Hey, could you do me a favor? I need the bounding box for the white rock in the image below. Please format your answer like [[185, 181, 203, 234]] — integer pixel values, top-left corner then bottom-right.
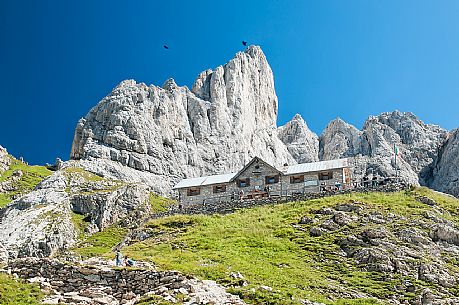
[[429, 128, 459, 197], [69, 46, 295, 195]]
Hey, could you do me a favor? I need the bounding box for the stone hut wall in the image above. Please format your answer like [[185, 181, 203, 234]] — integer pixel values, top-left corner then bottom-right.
[[178, 167, 348, 205]]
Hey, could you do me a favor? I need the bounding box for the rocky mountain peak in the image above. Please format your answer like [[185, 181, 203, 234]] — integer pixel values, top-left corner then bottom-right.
[[67, 45, 457, 196], [162, 78, 179, 91], [319, 118, 361, 161], [70, 45, 292, 194], [278, 114, 319, 163]]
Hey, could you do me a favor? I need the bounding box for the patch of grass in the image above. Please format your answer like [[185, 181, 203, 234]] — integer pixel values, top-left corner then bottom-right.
[[121, 188, 459, 305], [0, 193, 11, 207], [0, 156, 52, 208], [149, 192, 176, 213], [71, 212, 90, 240], [63, 167, 103, 182], [73, 225, 128, 259], [0, 273, 44, 305]]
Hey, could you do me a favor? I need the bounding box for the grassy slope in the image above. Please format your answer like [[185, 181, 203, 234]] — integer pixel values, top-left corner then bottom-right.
[[0, 156, 52, 208], [116, 187, 459, 305], [70, 193, 176, 259], [0, 273, 43, 305]]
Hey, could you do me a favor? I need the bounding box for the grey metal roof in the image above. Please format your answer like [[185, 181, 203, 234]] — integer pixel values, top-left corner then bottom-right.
[[285, 158, 349, 175], [172, 172, 237, 189], [172, 158, 349, 189]]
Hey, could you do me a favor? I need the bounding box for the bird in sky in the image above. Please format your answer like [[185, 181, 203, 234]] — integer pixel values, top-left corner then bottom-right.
[[242, 41, 247, 46], [163, 45, 169, 49]]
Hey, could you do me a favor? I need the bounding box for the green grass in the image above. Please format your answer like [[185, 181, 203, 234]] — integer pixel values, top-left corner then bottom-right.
[[149, 192, 176, 213], [72, 224, 128, 259], [119, 188, 459, 305], [63, 166, 104, 182], [71, 211, 90, 240], [0, 156, 52, 208], [0, 273, 44, 305]]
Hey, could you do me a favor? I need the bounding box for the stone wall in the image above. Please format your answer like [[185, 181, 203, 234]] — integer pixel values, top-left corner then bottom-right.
[[7, 258, 188, 302], [5, 258, 247, 305], [8, 258, 187, 295]]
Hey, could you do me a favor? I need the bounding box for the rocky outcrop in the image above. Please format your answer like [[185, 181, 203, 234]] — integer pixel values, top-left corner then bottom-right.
[[7, 257, 246, 305], [303, 199, 459, 303], [0, 174, 77, 259], [70, 46, 294, 194], [0, 145, 10, 174], [67, 45, 456, 196], [429, 129, 459, 197], [278, 114, 319, 163], [0, 166, 152, 260], [319, 118, 361, 160], [319, 111, 448, 186]]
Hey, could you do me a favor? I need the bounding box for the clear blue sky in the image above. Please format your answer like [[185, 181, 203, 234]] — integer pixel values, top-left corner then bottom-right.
[[1, 1, 458, 165]]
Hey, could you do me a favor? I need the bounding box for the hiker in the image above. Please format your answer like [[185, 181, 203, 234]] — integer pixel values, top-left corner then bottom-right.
[[372, 176, 378, 187], [335, 181, 341, 191], [362, 176, 369, 188], [264, 185, 270, 197], [115, 250, 123, 267], [123, 256, 136, 267]]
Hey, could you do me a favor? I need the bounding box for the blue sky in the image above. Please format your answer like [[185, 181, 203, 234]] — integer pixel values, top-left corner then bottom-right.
[[1, 0, 458, 164]]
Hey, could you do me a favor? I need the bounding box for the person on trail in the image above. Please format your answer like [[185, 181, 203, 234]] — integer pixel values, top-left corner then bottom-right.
[[124, 256, 136, 267], [335, 181, 341, 191], [363, 176, 369, 188], [115, 250, 123, 267], [372, 176, 378, 187]]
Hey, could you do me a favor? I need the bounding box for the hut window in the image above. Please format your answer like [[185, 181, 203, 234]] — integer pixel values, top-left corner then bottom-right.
[[237, 178, 250, 187], [187, 187, 201, 196], [265, 175, 279, 184], [213, 184, 227, 193], [290, 175, 304, 184], [319, 171, 333, 180]]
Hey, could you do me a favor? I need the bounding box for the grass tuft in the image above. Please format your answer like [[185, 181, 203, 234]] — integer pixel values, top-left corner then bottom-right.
[[0, 156, 52, 208], [0, 273, 44, 305]]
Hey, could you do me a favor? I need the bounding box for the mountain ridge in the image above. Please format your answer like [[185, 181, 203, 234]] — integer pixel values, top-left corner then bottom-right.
[[68, 45, 457, 197]]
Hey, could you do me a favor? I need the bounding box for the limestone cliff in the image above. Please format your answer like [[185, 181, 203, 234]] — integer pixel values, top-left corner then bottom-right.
[[70, 46, 295, 194], [278, 114, 319, 163], [319, 111, 448, 186], [69, 46, 454, 196], [0, 164, 151, 263], [429, 129, 459, 197]]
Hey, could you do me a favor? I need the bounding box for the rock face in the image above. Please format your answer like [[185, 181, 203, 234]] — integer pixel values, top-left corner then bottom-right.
[[0, 145, 10, 174], [70, 46, 294, 194], [429, 129, 459, 197], [278, 114, 319, 163], [69, 45, 455, 196], [0, 165, 152, 260], [0, 171, 77, 259], [319, 111, 448, 185], [319, 118, 361, 160]]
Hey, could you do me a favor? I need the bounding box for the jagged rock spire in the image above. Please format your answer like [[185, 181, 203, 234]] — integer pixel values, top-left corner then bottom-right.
[[278, 114, 319, 163]]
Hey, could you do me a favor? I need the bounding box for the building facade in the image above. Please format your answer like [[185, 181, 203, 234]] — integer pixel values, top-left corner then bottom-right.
[[173, 157, 351, 205]]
